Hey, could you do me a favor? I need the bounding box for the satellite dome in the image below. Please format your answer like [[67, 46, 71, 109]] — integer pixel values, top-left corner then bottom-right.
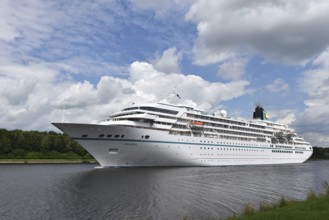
[[220, 110, 227, 118]]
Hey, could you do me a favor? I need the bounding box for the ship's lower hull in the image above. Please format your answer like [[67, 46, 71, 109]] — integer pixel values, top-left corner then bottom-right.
[[52, 123, 313, 167]]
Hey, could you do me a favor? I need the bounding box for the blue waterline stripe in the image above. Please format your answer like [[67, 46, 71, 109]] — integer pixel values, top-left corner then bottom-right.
[[73, 137, 312, 152]]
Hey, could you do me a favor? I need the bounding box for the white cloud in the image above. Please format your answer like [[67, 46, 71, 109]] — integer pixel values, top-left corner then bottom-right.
[[265, 78, 289, 93], [2, 78, 37, 105], [129, 61, 160, 83], [312, 47, 329, 68], [217, 58, 247, 81], [264, 109, 296, 127], [0, 60, 249, 131], [0, 0, 56, 43], [185, 0, 329, 65], [294, 48, 329, 147], [153, 47, 182, 73], [54, 57, 127, 77], [0, 1, 250, 132], [54, 81, 97, 108], [275, 113, 296, 126], [300, 132, 329, 148], [132, 0, 194, 19], [129, 61, 249, 110], [0, 0, 127, 78]]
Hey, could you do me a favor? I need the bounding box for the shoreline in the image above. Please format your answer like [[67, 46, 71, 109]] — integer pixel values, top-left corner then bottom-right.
[[0, 158, 327, 165], [0, 159, 98, 164], [226, 181, 329, 220]]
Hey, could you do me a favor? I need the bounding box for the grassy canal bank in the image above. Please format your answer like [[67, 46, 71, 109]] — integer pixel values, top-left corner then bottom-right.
[[227, 181, 329, 220]]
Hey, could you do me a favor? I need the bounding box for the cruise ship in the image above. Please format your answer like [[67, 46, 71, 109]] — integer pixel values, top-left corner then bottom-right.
[[52, 103, 313, 167]]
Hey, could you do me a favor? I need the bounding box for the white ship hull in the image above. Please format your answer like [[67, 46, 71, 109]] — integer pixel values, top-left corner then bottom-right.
[[53, 123, 313, 167]]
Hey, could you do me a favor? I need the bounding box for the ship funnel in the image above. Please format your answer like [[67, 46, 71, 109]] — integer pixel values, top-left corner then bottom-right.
[[253, 106, 265, 120]]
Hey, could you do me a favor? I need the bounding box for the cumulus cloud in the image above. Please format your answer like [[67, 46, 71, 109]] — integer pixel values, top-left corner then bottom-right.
[[294, 48, 329, 146], [185, 0, 329, 65], [300, 132, 329, 148], [129, 61, 249, 110], [265, 78, 289, 93], [153, 47, 182, 73], [275, 113, 296, 126], [2, 78, 36, 105], [0, 60, 249, 131], [217, 58, 247, 81], [0, 0, 56, 43], [0, 64, 59, 130]]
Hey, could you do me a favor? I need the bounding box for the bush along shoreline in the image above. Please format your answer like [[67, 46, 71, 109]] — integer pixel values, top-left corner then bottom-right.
[[0, 128, 95, 162], [227, 181, 329, 220]]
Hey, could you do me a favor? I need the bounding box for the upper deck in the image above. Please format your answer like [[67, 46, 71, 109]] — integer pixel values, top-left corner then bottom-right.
[[99, 102, 311, 147]]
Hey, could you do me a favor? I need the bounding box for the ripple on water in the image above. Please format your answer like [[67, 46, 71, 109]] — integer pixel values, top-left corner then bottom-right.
[[1, 161, 329, 219]]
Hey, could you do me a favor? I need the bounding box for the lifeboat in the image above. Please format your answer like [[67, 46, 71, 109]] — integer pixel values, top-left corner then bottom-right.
[[190, 121, 204, 129]]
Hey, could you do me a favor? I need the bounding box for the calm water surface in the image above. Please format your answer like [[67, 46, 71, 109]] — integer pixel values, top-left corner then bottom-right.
[[1, 160, 329, 220]]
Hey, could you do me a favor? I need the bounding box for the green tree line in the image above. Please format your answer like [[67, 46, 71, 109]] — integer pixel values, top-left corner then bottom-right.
[[311, 146, 329, 160], [0, 128, 93, 160]]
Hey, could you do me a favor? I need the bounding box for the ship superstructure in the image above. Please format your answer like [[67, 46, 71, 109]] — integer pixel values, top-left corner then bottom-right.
[[53, 103, 312, 167]]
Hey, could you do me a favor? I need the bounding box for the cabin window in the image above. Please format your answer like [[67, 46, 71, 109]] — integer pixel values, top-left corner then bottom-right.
[[107, 134, 112, 138], [145, 135, 150, 139], [98, 134, 105, 137], [139, 107, 178, 115], [82, 134, 88, 138], [114, 135, 120, 138]]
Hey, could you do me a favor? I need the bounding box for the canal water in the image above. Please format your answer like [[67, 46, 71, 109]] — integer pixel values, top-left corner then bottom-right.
[[1, 160, 329, 219]]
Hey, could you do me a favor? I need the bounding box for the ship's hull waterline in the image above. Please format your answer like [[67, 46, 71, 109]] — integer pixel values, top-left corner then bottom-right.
[[53, 123, 312, 167]]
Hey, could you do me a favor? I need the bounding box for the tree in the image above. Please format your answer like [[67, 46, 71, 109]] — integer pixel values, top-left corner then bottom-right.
[[11, 148, 26, 158], [40, 135, 50, 154], [0, 136, 12, 155], [0, 128, 94, 160]]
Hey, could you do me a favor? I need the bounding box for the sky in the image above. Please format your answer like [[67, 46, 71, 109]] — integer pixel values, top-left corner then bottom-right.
[[1, 0, 329, 147]]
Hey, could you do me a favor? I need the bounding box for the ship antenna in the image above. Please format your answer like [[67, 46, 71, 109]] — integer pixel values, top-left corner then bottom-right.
[[160, 86, 182, 102], [61, 105, 65, 123], [172, 86, 181, 99]]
